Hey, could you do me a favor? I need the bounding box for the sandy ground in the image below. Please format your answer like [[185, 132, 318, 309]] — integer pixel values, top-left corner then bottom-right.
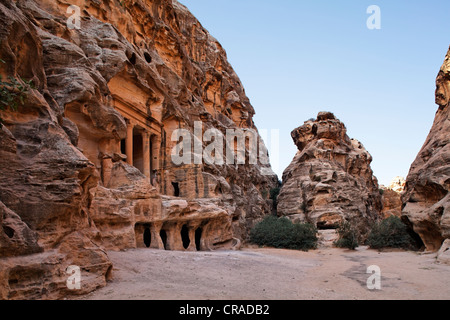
[[80, 246, 450, 300]]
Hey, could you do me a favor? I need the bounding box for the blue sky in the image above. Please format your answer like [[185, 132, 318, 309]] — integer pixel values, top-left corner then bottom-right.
[[179, 0, 450, 185]]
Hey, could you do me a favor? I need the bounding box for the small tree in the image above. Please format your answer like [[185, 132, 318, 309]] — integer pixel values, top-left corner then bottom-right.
[[0, 59, 34, 128], [269, 187, 280, 202], [334, 221, 359, 250], [250, 215, 317, 251], [269, 180, 282, 213], [367, 216, 417, 250]]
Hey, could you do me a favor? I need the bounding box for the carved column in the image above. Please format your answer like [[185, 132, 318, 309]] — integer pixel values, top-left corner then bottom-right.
[[150, 222, 164, 250], [142, 130, 151, 179], [126, 121, 134, 166], [151, 135, 160, 171], [101, 156, 113, 187]]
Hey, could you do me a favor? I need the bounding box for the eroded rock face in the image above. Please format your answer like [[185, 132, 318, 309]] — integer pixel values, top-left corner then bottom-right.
[[0, 0, 276, 299], [278, 112, 382, 239], [402, 47, 450, 252], [380, 177, 405, 218], [0, 0, 112, 299], [387, 176, 406, 193], [381, 189, 403, 218]]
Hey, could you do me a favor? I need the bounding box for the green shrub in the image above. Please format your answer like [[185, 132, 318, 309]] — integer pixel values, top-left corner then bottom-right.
[[250, 215, 317, 251], [300, 202, 307, 213], [269, 187, 280, 202], [269, 180, 282, 212], [0, 61, 34, 128], [269, 187, 280, 210], [367, 216, 416, 250], [334, 221, 359, 250]]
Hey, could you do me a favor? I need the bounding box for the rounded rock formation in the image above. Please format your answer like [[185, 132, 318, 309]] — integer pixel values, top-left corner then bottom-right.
[[278, 112, 382, 240]]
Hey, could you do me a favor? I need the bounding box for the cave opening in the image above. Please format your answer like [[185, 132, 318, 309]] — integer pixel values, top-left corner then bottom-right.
[[195, 227, 203, 251], [316, 221, 339, 230], [128, 52, 136, 65], [181, 224, 190, 250], [133, 130, 144, 174], [3, 226, 14, 238], [160, 229, 168, 250], [120, 139, 126, 155], [172, 182, 180, 197], [143, 227, 151, 248], [144, 52, 152, 63], [105, 265, 113, 282], [401, 216, 426, 250]]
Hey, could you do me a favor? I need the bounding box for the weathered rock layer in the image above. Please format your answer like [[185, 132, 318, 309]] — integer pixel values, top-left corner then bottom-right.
[[380, 177, 405, 218], [402, 47, 450, 253], [278, 112, 382, 239], [0, 0, 276, 299]]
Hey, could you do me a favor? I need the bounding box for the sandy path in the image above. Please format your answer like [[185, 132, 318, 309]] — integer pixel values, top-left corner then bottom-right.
[[80, 246, 450, 300]]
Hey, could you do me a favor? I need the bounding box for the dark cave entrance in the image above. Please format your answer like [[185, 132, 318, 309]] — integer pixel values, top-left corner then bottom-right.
[[120, 139, 126, 155], [144, 52, 152, 63], [128, 52, 136, 65], [133, 130, 144, 174], [195, 227, 203, 251], [401, 216, 426, 250], [143, 227, 151, 248], [3, 226, 14, 238], [160, 229, 168, 250], [172, 182, 180, 197], [316, 221, 339, 230], [181, 225, 190, 250]]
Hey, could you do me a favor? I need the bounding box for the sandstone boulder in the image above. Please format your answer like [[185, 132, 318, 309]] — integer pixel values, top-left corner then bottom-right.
[[0, 201, 42, 258], [437, 239, 450, 265], [278, 112, 382, 240]]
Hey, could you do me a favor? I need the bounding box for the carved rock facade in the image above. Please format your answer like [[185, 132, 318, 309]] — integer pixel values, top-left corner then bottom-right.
[[0, 0, 276, 299]]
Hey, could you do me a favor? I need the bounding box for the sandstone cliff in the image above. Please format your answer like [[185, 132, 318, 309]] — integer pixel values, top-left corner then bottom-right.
[[402, 47, 450, 255], [277, 112, 382, 239], [381, 189, 402, 218], [380, 177, 405, 218], [387, 176, 406, 193], [0, 0, 276, 299]]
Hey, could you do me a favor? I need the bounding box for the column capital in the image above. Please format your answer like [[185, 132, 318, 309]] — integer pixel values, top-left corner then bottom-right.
[[142, 130, 151, 138], [126, 121, 134, 166], [126, 118, 137, 127]]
